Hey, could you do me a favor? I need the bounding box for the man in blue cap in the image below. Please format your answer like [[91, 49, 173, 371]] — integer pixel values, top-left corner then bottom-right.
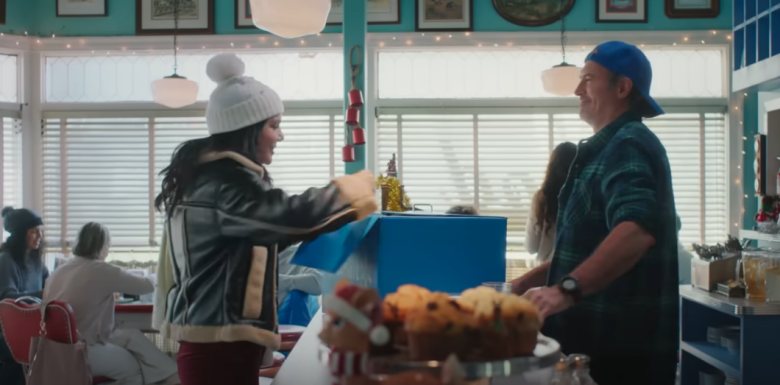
[[512, 41, 678, 385]]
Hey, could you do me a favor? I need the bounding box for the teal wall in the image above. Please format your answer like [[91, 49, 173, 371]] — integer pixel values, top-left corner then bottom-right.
[[1, 0, 732, 36], [743, 91, 759, 229]]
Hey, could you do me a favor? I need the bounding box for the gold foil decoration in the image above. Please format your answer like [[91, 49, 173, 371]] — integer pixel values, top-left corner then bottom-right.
[[378, 153, 411, 212]]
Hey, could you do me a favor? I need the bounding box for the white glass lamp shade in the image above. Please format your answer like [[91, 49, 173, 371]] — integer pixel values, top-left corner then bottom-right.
[[541, 63, 582, 96], [250, 0, 331, 39], [152, 74, 199, 109]]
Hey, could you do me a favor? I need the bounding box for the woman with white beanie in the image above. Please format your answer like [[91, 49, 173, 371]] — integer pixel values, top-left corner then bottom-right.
[[155, 53, 376, 385]]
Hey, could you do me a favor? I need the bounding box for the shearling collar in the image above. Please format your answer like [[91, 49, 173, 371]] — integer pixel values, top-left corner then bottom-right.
[[199, 150, 266, 178]]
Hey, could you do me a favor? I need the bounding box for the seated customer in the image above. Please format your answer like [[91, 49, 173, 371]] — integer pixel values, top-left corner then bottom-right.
[[44, 222, 178, 385], [277, 243, 323, 326], [0, 206, 47, 385], [446, 205, 478, 215]]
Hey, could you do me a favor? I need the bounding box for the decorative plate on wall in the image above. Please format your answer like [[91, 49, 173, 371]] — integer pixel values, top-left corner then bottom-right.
[[492, 0, 575, 27]]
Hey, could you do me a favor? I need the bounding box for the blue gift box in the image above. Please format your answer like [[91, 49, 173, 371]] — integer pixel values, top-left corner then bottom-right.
[[292, 213, 506, 296]]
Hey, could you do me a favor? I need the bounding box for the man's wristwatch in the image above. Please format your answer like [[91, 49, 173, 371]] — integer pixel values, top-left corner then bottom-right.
[[557, 275, 582, 303]]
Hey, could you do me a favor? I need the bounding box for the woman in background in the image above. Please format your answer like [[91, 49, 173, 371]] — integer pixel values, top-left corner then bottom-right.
[[525, 142, 577, 263], [44, 222, 178, 385], [0, 206, 47, 385]]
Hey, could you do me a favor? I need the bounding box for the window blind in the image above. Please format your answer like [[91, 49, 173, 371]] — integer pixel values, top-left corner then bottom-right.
[[2, 117, 22, 241], [376, 108, 728, 256], [43, 110, 342, 251]]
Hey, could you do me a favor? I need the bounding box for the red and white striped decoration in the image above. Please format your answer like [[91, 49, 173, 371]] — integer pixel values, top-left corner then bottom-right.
[[328, 350, 369, 384]]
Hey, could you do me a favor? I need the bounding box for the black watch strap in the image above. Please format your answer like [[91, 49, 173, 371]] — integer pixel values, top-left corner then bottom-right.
[[557, 275, 582, 302]]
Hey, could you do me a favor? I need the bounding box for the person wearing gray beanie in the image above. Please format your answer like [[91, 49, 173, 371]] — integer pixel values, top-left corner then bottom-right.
[[0, 206, 47, 385], [155, 53, 377, 385]]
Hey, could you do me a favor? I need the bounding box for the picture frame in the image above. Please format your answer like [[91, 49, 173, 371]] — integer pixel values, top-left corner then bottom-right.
[[57, 0, 107, 17], [596, 0, 647, 23], [416, 0, 472, 31], [235, 0, 253, 28], [327, 0, 400, 25], [665, 0, 719, 18], [492, 0, 574, 27], [136, 0, 214, 35]]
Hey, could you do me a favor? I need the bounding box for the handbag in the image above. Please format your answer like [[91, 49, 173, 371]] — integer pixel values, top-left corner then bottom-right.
[[25, 303, 92, 385]]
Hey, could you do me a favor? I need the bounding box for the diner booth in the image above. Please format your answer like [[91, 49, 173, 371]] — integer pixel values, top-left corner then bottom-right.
[[0, 0, 779, 384]]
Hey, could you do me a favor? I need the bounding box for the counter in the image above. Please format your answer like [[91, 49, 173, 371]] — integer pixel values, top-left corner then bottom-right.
[[680, 285, 780, 385], [272, 311, 331, 385]]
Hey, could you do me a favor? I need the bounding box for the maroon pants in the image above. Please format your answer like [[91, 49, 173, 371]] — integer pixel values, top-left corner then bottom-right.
[[177, 341, 266, 385]]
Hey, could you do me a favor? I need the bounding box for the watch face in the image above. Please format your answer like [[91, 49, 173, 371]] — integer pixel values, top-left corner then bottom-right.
[[561, 278, 577, 291]]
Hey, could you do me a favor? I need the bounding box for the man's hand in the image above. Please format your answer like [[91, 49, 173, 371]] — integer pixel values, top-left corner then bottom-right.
[[509, 261, 551, 295], [523, 286, 574, 319]]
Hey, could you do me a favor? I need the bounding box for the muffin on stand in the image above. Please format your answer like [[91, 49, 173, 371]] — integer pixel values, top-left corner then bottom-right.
[[382, 284, 432, 349]]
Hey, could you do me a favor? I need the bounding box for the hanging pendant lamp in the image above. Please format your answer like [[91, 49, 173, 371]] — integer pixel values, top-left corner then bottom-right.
[[249, 0, 331, 39], [541, 0, 581, 96], [152, 0, 198, 108]]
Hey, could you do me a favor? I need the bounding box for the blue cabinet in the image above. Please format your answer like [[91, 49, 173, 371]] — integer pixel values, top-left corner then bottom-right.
[[680, 285, 780, 385]]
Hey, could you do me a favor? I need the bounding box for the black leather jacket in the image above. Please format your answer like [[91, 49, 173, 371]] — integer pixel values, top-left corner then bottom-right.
[[163, 151, 361, 350]]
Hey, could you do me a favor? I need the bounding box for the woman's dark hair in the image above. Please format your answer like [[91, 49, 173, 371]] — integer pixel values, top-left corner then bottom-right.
[[0, 233, 43, 272], [532, 141, 578, 233], [73, 222, 110, 260], [155, 120, 268, 215]]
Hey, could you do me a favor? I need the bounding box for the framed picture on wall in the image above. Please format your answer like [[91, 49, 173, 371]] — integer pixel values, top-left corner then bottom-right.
[[416, 0, 472, 31], [327, 0, 400, 24], [57, 0, 107, 17], [665, 0, 719, 18], [596, 0, 647, 23], [492, 0, 574, 27], [136, 0, 214, 35], [235, 0, 253, 28]]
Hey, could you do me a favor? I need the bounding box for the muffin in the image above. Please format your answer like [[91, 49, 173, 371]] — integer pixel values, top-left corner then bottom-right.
[[404, 293, 475, 361], [498, 294, 540, 357], [382, 284, 432, 347], [456, 287, 540, 360]]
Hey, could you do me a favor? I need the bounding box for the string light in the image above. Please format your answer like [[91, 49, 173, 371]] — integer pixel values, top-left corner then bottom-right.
[[683, 36, 689, 42]]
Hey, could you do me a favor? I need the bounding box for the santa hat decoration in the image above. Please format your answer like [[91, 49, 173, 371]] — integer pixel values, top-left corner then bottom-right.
[[324, 283, 390, 346]]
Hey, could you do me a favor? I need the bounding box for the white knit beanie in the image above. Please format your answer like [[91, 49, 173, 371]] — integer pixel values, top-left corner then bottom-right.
[[205, 53, 285, 135]]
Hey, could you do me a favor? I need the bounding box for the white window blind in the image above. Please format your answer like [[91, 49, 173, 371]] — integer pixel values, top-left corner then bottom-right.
[[376, 109, 727, 256], [43, 110, 342, 251], [2, 117, 22, 241], [43, 117, 151, 248]]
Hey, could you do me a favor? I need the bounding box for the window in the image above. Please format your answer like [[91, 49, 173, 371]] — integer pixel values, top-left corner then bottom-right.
[[45, 51, 343, 102], [0, 54, 18, 103], [375, 44, 729, 265], [2, 117, 23, 240], [376, 109, 728, 257], [42, 109, 343, 253], [378, 47, 725, 99]]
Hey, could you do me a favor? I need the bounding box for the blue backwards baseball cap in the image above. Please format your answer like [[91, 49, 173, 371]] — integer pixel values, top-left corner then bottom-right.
[[585, 41, 664, 118]]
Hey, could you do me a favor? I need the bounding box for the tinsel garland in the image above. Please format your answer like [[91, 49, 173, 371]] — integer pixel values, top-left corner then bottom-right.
[[377, 175, 411, 212]]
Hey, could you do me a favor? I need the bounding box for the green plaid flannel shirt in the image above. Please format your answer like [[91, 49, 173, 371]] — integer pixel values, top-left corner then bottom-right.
[[543, 112, 679, 361]]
